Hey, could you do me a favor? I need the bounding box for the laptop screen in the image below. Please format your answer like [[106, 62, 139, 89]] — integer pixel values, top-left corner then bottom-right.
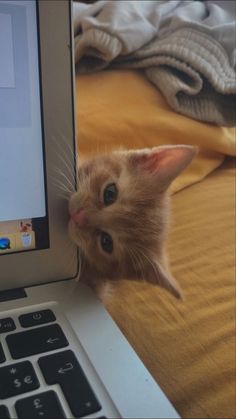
[[0, 0, 49, 255]]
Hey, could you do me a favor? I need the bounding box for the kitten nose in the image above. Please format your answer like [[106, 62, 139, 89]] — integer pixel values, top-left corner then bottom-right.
[[71, 209, 88, 228]]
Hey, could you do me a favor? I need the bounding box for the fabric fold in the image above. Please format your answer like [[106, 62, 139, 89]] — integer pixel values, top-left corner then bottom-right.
[[74, 0, 236, 126]]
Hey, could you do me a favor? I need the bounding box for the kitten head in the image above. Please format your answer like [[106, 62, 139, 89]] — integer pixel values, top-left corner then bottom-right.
[[68, 145, 197, 298]]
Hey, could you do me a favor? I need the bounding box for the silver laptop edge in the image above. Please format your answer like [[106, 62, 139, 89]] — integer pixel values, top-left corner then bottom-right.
[[0, 1, 180, 418]]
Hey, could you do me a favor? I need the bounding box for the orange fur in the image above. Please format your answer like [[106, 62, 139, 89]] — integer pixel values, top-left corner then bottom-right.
[[68, 145, 197, 299]]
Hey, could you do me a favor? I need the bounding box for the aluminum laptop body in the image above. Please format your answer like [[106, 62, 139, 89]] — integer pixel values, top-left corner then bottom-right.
[[0, 1, 180, 418]]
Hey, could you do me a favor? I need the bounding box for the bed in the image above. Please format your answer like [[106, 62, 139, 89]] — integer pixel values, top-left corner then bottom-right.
[[75, 67, 235, 419]]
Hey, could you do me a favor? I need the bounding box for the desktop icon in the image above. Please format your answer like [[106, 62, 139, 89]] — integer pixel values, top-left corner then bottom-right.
[[0, 237, 11, 250]]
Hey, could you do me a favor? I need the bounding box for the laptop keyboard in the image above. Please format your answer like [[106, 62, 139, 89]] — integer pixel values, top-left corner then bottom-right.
[[0, 309, 106, 419]]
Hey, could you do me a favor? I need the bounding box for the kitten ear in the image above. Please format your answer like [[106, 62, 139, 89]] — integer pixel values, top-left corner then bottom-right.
[[129, 145, 197, 190], [144, 257, 183, 299]]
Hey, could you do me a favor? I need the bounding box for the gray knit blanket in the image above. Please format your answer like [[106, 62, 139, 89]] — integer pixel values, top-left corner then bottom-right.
[[74, 0, 236, 126]]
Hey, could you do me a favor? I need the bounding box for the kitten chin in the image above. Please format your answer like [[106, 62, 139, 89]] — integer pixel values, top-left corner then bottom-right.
[[69, 145, 197, 300], [87, 280, 114, 302]]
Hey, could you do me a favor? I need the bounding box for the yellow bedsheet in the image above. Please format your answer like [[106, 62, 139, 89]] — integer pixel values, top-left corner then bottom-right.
[[106, 157, 235, 419], [76, 70, 235, 193], [76, 70, 235, 418]]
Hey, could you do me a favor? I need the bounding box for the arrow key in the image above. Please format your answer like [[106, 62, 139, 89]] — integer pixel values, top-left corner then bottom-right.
[[6, 324, 69, 359]]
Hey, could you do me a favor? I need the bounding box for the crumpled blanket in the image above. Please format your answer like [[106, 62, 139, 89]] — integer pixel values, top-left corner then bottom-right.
[[73, 0, 236, 126]]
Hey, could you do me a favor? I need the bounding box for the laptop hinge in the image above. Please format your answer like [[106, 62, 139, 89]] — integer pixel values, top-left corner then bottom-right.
[[0, 288, 27, 303]]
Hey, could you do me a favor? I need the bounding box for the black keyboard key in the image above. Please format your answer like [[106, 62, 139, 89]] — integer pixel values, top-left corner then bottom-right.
[[0, 361, 39, 399], [0, 318, 15, 334], [6, 324, 68, 359], [0, 344, 5, 364], [38, 350, 101, 418], [19, 309, 56, 328], [15, 390, 66, 419], [0, 405, 10, 419]]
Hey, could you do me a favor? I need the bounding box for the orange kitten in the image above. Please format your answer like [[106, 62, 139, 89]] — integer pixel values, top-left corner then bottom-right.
[[68, 145, 197, 299]]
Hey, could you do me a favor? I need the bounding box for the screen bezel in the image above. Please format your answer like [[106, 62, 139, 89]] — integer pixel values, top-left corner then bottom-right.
[[0, 0, 78, 291]]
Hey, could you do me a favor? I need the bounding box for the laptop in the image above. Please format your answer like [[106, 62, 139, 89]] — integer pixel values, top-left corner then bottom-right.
[[0, 1, 180, 418]]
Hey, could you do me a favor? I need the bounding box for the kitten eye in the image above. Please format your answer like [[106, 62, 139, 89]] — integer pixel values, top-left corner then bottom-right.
[[100, 231, 113, 253], [103, 183, 118, 206]]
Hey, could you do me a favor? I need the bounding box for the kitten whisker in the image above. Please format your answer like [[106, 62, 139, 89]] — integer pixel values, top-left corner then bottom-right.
[[49, 176, 72, 195], [52, 168, 75, 191], [77, 248, 82, 282], [52, 143, 75, 182], [51, 184, 71, 196], [129, 247, 146, 283], [50, 185, 71, 200], [66, 252, 77, 278], [55, 192, 70, 200], [127, 248, 138, 278], [51, 179, 71, 192], [50, 135, 75, 175], [59, 131, 75, 157], [48, 169, 71, 187], [136, 252, 146, 284], [59, 131, 80, 173], [136, 246, 160, 283], [51, 129, 74, 157]]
